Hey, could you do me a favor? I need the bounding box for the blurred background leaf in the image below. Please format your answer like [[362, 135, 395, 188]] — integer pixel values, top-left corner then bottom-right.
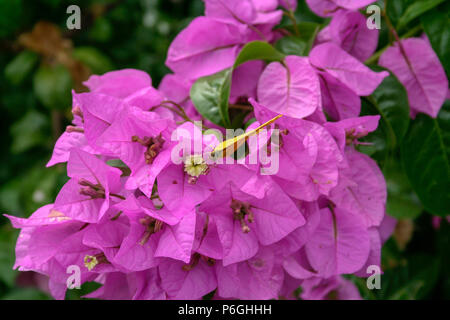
[[400, 101, 450, 217]]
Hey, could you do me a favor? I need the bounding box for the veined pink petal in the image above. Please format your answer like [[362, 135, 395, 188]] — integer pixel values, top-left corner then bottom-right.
[[328, 10, 378, 61], [329, 150, 387, 228], [154, 210, 196, 263], [310, 43, 389, 96], [306, 0, 375, 17], [257, 55, 321, 119], [204, 0, 256, 24], [305, 0, 339, 17], [159, 258, 217, 300], [83, 69, 151, 98], [379, 37, 448, 118], [319, 72, 361, 120], [166, 17, 246, 80], [305, 207, 371, 277], [216, 247, 284, 299]]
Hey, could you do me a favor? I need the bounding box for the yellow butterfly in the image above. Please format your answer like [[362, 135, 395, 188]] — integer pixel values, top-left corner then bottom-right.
[[211, 114, 283, 158]]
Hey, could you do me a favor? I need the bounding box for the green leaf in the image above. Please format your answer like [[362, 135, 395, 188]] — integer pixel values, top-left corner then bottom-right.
[[33, 64, 73, 110], [386, 0, 407, 27], [0, 227, 18, 288], [244, 117, 257, 130], [397, 0, 445, 30], [20, 165, 62, 213], [384, 254, 440, 300], [292, 0, 325, 23], [191, 41, 285, 127], [387, 194, 423, 220], [360, 67, 410, 166], [106, 159, 127, 168], [5, 51, 39, 85], [400, 100, 450, 216], [2, 288, 51, 300], [65, 281, 102, 300], [10, 111, 48, 154], [276, 36, 307, 56], [88, 17, 113, 43], [421, 2, 450, 79], [233, 41, 285, 68], [384, 160, 423, 219], [275, 22, 320, 56], [73, 47, 114, 75], [190, 69, 231, 127], [0, 180, 23, 215], [371, 67, 410, 143]]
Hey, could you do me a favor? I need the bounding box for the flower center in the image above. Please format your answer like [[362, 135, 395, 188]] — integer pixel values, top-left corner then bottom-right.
[[78, 178, 105, 199], [84, 253, 108, 271], [345, 128, 368, 145], [230, 199, 254, 233], [184, 154, 209, 184], [138, 216, 164, 245], [132, 134, 165, 164], [182, 253, 215, 271]]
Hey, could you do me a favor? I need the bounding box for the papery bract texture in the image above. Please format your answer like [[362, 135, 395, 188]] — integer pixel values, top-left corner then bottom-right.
[[257, 56, 321, 119], [379, 37, 448, 118]]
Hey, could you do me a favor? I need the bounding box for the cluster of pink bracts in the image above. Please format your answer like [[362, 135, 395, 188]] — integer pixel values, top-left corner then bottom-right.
[[6, 0, 448, 300]]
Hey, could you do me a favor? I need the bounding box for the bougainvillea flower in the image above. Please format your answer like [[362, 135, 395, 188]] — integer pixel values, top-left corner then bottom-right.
[[5, 0, 405, 300], [273, 201, 321, 257], [123, 86, 172, 119], [199, 181, 305, 265], [83, 272, 134, 300], [128, 269, 166, 300], [379, 37, 448, 118], [317, 72, 361, 120], [324, 115, 380, 151], [230, 60, 264, 102], [306, 0, 376, 17], [6, 209, 125, 299], [283, 247, 317, 280], [300, 275, 362, 300], [257, 55, 321, 119], [166, 17, 249, 80], [83, 69, 152, 99], [378, 209, 397, 244], [317, 10, 378, 61], [203, 0, 257, 24], [158, 73, 193, 104], [310, 43, 389, 96], [53, 148, 123, 223], [158, 74, 203, 122], [250, 99, 343, 200], [216, 246, 284, 300], [96, 105, 174, 197], [76, 92, 127, 154], [354, 228, 381, 277], [203, 0, 282, 40], [304, 206, 371, 277], [159, 257, 217, 300], [46, 227, 123, 299], [329, 149, 387, 227], [47, 131, 96, 167], [5, 205, 75, 270], [112, 195, 196, 270]]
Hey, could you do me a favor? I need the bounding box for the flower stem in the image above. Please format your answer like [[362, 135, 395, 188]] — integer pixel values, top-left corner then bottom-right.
[[283, 10, 300, 37]]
